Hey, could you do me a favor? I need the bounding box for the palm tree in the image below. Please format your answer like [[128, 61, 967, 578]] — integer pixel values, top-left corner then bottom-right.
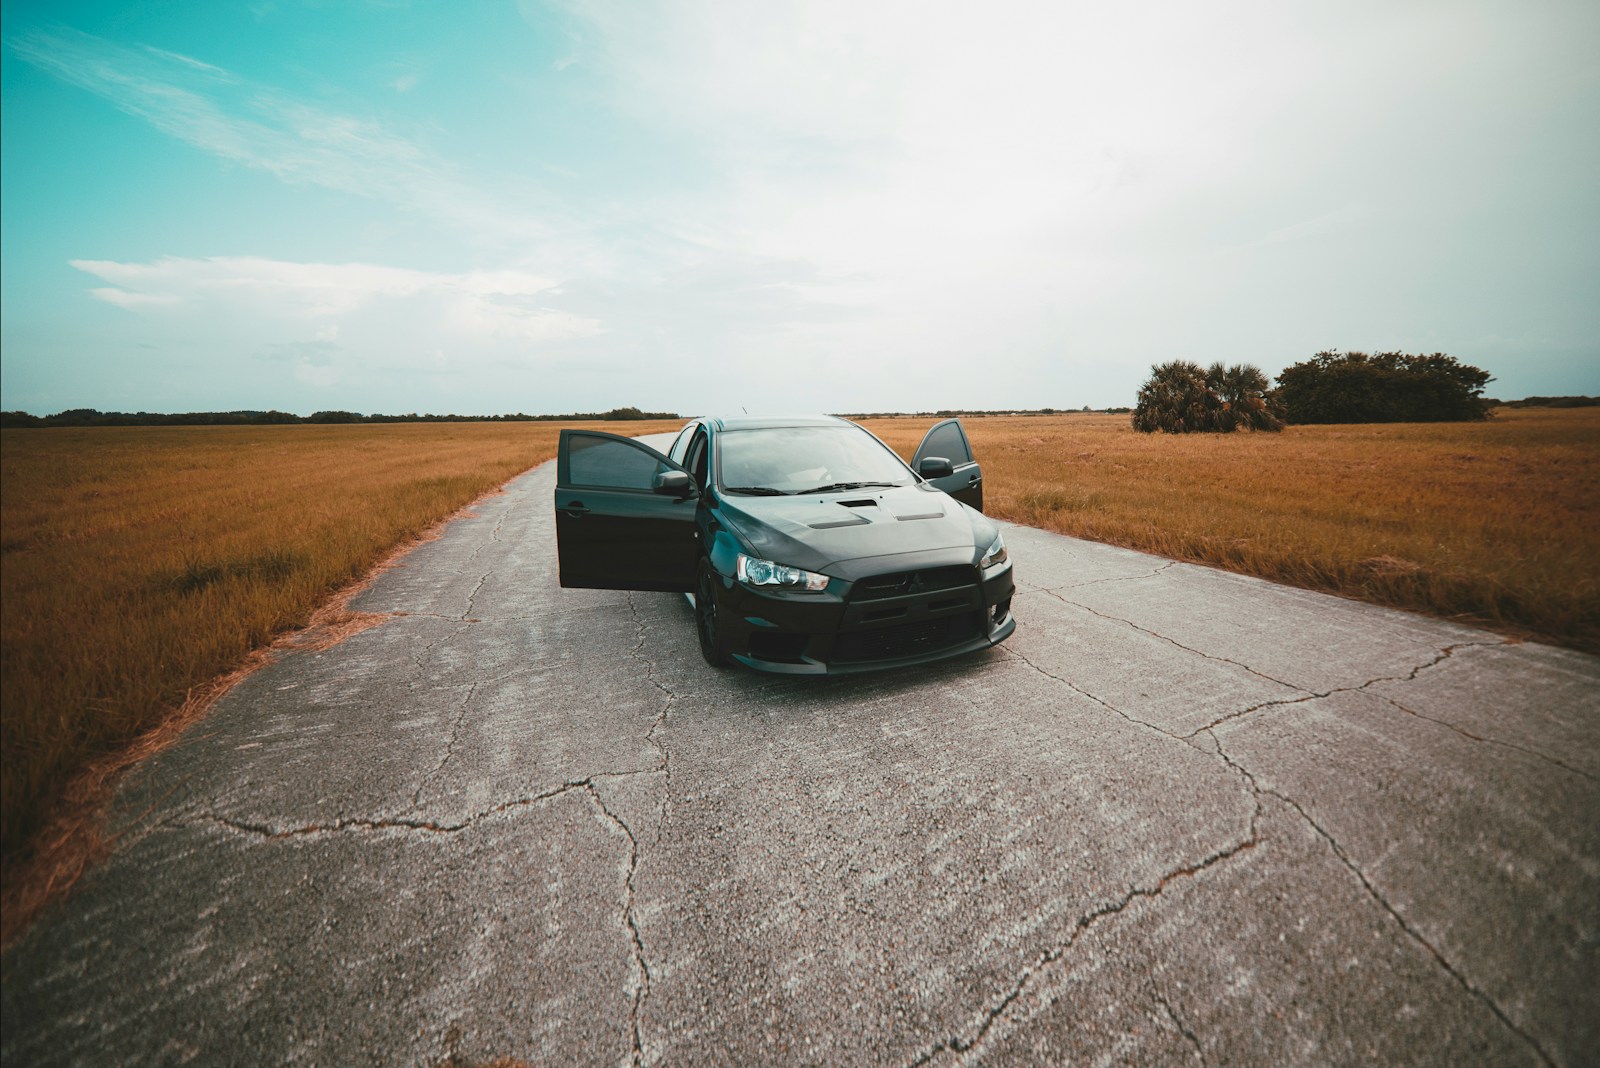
[[1132, 361, 1220, 433], [1207, 362, 1284, 432], [1132, 361, 1283, 433]]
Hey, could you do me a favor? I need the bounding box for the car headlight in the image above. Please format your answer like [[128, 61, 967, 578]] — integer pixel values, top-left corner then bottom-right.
[[736, 553, 829, 591], [980, 533, 1008, 569]]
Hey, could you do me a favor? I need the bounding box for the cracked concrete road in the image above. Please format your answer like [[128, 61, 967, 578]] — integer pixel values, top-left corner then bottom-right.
[[3, 440, 1597, 1067]]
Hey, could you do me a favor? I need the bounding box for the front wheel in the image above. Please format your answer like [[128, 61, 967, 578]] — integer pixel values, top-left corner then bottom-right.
[[695, 560, 734, 669]]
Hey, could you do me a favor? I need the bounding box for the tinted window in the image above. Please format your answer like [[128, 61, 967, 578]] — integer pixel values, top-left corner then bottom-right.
[[568, 435, 666, 489], [687, 431, 710, 489], [921, 422, 971, 465], [668, 424, 695, 464]]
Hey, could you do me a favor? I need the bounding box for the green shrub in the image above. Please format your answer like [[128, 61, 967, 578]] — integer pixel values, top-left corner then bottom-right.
[[1272, 350, 1492, 423]]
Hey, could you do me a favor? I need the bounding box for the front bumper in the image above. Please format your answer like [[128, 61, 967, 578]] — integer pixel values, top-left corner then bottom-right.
[[710, 557, 1016, 675]]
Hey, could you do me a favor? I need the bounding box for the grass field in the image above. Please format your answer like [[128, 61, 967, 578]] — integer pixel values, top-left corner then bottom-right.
[[866, 407, 1600, 653], [0, 420, 680, 874], [3, 409, 1598, 915]]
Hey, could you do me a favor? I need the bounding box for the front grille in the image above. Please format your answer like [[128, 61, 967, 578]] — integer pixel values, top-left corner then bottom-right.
[[830, 613, 982, 663], [850, 565, 975, 602]]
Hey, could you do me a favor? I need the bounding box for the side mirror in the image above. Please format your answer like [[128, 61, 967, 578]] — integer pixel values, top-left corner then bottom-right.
[[918, 456, 954, 479], [653, 470, 695, 497]]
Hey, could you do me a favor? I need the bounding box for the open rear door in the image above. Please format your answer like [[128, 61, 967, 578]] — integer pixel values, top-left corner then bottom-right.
[[912, 418, 984, 512], [554, 430, 698, 591]]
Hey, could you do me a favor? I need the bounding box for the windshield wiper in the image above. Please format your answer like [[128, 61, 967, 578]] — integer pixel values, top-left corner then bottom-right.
[[722, 485, 789, 496], [793, 481, 899, 495]]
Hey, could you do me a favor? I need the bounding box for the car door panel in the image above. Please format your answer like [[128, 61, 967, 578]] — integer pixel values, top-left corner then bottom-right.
[[912, 418, 984, 511], [555, 430, 698, 591]]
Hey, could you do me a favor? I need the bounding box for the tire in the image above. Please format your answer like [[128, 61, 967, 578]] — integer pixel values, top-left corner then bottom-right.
[[695, 559, 734, 669]]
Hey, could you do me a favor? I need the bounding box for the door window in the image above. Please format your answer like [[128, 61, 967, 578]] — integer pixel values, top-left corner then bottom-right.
[[567, 434, 668, 490], [920, 421, 972, 465], [685, 431, 710, 489], [668, 424, 695, 464]]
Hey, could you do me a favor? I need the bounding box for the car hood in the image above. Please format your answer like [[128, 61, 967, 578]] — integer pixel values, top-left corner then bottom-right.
[[715, 483, 996, 574]]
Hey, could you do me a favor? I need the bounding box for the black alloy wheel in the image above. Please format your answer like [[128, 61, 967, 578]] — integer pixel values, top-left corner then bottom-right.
[[695, 560, 733, 669]]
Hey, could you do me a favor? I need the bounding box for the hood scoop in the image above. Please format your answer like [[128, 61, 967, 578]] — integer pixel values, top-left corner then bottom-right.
[[839, 499, 878, 508], [807, 502, 873, 529], [889, 500, 947, 521]]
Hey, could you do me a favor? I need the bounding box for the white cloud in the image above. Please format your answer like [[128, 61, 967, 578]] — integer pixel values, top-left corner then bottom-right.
[[535, 0, 1351, 379], [87, 287, 182, 309], [9, 28, 564, 249], [70, 256, 603, 373], [554, 0, 1328, 248], [139, 45, 231, 76], [72, 255, 602, 340]]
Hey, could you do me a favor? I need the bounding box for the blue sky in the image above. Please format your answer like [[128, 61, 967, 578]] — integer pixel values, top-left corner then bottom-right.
[[3, 0, 1597, 416]]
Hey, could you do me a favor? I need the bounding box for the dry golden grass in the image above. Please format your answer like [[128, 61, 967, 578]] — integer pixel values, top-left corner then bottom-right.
[[0, 421, 679, 880], [865, 408, 1600, 653]]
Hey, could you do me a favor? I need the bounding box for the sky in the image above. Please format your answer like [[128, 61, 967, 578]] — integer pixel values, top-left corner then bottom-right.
[[2, 0, 1597, 417]]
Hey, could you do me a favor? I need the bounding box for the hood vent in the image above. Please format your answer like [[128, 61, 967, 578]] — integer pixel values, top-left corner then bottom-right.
[[839, 499, 877, 508], [807, 503, 872, 529], [889, 497, 947, 522]]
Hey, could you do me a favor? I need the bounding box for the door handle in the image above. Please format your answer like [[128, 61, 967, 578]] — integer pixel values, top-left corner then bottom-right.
[[561, 501, 589, 518], [967, 475, 982, 485]]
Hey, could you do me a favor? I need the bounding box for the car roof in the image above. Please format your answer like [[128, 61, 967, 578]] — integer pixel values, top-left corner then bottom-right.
[[691, 415, 853, 432]]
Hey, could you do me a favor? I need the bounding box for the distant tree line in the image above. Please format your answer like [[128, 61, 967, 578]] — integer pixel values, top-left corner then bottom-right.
[[1490, 395, 1597, 408], [1131, 350, 1503, 433], [0, 406, 679, 429]]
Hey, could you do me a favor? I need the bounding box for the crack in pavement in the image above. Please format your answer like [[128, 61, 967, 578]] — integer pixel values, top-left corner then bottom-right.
[[1153, 985, 1208, 1067], [1187, 640, 1510, 738], [1203, 730, 1558, 1068], [430, 500, 511, 620], [626, 593, 678, 844], [176, 771, 658, 840], [1276, 790, 1557, 1067], [463, 571, 493, 621], [1185, 691, 1320, 738], [194, 586, 667, 1061], [990, 628, 1552, 1066], [459, 505, 510, 568], [404, 661, 553, 808], [906, 829, 1260, 1066], [1375, 693, 1594, 783], [410, 682, 480, 807], [408, 621, 474, 681], [1000, 647, 1187, 742], [992, 624, 1552, 1065], [899, 656, 1266, 1065], [1035, 586, 1311, 690], [582, 780, 652, 1068], [1016, 560, 1177, 594]]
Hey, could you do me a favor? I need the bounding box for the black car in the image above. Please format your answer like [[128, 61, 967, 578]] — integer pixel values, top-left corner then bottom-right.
[[553, 415, 1015, 674]]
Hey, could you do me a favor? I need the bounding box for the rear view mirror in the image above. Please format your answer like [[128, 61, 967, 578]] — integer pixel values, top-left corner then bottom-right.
[[654, 470, 694, 497], [918, 456, 954, 479]]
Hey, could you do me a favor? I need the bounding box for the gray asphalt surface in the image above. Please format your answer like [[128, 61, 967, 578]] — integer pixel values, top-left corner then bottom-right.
[[3, 439, 1597, 1067]]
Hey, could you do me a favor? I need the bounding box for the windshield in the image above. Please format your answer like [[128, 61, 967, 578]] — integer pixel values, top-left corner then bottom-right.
[[718, 425, 913, 495]]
